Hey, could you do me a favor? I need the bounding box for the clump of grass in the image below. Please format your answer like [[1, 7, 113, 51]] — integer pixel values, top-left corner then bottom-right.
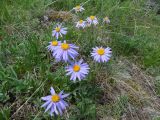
[[155, 76, 160, 96]]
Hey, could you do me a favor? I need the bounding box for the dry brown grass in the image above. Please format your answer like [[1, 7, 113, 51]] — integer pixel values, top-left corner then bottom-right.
[[96, 57, 160, 120]]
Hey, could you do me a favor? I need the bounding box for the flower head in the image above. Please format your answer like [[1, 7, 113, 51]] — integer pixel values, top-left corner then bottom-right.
[[73, 5, 84, 13], [47, 40, 61, 52], [66, 59, 90, 81], [91, 47, 112, 62], [52, 24, 67, 39], [76, 20, 86, 29], [41, 87, 69, 116], [86, 16, 98, 25], [103, 16, 110, 24], [53, 40, 79, 62]]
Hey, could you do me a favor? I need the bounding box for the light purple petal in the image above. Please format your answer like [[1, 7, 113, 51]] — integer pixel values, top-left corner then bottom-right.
[[59, 90, 64, 96], [57, 103, 63, 116], [61, 100, 69, 107], [45, 102, 53, 112], [41, 100, 51, 108], [54, 103, 59, 115], [50, 87, 55, 95], [61, 93, 70, 99], [41, 95, 52, 101], [59, 101, 66, 110], [56, 32, 59, 39], [50, 105, 55, 116]]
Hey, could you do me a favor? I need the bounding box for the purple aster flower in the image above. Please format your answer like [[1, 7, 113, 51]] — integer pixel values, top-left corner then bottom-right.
[[41, 87, 69, 116], [91, 47, 112, 62], [73, 5, 85, 13], [103, 16, 110, 24], [86, 16, 98, 26], [65, 59, 90, 81], [76, 20, 86, 29], [47, 40, 61, 52], [52, 24, 67, 39], [52, 40, 79, 62]]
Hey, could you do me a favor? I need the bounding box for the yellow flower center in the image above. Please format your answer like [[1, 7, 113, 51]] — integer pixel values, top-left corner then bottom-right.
[[79, 20, 83, 24], [105, 17, 109, 21], [51, 41, 58, 46], [90, 16, 95, 20], [55, 27, 61, 32], [73, 65, 80, 72], [97, 48, 105, 55], [51, 94, 60, 102], [61, 43, 70, 50], [75, 5, 81, 10]]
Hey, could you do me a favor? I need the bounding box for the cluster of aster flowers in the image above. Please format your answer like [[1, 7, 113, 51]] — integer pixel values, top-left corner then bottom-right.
[[47, 24, 90, 81], [75, 15, 110, 29], [42, 4, 112, 117], [74, 5, 110, 29]]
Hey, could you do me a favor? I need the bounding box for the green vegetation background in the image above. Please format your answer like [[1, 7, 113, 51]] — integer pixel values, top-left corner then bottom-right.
[[0, 0, 160, 119]]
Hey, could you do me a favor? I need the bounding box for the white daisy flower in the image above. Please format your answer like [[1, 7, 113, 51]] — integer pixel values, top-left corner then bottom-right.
[[76, 20, 86, 29], [52, 24, 67, 39], [86, 16, 98, 25], [73, 5, 85, 13], [103, 16, 110, 24]]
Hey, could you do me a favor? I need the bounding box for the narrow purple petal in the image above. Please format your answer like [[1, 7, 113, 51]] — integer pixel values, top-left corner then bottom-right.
[[58, 90, 64, 96], [61, 100, 69, 107], [41, 100, 51, 108], [50, 87, 55, 95], [45, 102, 53, 112], [54, 103, 59, 115], [41, 95, 52, 101], [61, 93, 70, 99], [50, 106, 54, 116], [57, 103, 63, 116]]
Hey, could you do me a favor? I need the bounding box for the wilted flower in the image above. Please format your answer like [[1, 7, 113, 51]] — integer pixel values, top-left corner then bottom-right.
[[73, 5, 84, 13], [52, 24, 67, 39], [66, 59, 90, 81], [91, 47, 112, 62], [47, 40, 61, 52], [53, 40, 79, 62], [86, 16, 98, 25], [103, 16, 110, 24], [41, 87, 69, 116], [76, 20, 86, 28]]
